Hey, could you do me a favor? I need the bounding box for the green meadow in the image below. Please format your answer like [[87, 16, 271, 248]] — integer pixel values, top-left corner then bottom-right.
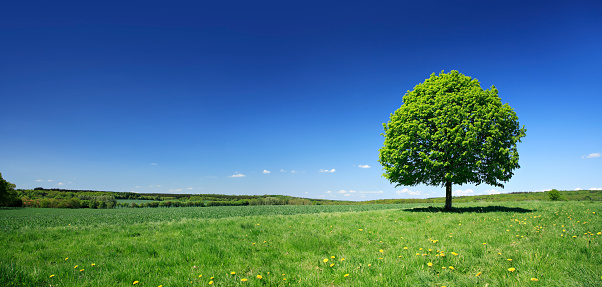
[[1, 201, 601, 286]]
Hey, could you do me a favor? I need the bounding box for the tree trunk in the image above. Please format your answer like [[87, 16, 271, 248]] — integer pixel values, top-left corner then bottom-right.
[[444, 181, 452, 210]]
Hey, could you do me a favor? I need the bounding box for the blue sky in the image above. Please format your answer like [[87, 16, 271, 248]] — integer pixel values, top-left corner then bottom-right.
[[1, 0, 601, 201]]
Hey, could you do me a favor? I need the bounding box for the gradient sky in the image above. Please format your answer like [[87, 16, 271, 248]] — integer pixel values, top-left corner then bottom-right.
[[1, 0, 601, 201]]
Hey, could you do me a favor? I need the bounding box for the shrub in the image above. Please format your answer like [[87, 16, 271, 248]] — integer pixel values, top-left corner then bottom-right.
[[548, 189, 561, 201]]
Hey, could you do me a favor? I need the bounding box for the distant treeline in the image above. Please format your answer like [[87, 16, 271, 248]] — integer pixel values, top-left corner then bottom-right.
[[11, 188, 602, 209]]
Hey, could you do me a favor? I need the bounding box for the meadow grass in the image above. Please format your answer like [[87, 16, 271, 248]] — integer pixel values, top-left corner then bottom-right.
[[1, 201, 601, 286]]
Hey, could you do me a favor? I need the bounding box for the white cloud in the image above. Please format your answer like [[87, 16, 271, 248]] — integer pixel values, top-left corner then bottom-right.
[[228, 173, 246, 178], [358, 165, 371, 169], [485, 189, 501, 195], [291, 170, 297, 174], [169, 188, 182, 192], [280, 169, 286, 173], [590, 187, 602, 190], [263, 170, 271, 174], [575, 187, 583, 191], [326, 190, 332, 194], [57, 182, 64, 186], [338, 190, 347, 194], [151, 163, 158, 166], [187, 187, 194, 190], [584, 153, 600, 159], [319, 168, 336, 173], [36, 179, 53, 182], [336, 190, 383, 195], [396, 188, 421, 196], [454, 189, 474, 195]]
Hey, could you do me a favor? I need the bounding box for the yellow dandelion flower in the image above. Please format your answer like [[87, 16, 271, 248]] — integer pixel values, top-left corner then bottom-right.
[[80, 269, 84, 272], [573, 235, 577, 238], [379, 249, 384, 253], [231, 271, 236, 275], [241, 278, 247, 282], [323, 258, 329, 263], [74, 265, 78, 269], [330, 263, 335, 267], [257, 275, 263, 279], [344, 274, 349, 277], [476, 272, 482, 277], [449, 266, 454, 270], [403, 247, 408, 250], [49, 275, 55, 278], [508, 267, 516, 272], [208, 281, 214, 285], [531, 278, 539, 281], [507, 259, 512, 261], [331, 256, 335, 259], [427, 262, 433, 267], [65, 258, 68, 261], [91, 263, 95, 266], [368, 264, 372, 267], [199, 274, 203, 278], [133, 281, 139, 285], [283, 278, 287, 281], [451, 252, 458, 256], [210, 277, 214, 279], [340, 258, 345, 261]]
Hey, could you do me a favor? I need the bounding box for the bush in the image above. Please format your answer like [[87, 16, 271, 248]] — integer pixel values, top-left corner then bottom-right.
[[548, 189, 561, 201]]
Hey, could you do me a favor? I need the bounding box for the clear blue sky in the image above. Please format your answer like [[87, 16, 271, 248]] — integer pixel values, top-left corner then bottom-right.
[[1, 0, 601, 200]]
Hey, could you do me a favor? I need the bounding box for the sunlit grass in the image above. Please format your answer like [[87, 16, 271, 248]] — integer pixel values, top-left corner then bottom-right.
[[1, 201, 601, 286]]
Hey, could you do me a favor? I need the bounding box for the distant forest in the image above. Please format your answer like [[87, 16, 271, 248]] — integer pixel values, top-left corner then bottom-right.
[[9, 188, 602, 209]]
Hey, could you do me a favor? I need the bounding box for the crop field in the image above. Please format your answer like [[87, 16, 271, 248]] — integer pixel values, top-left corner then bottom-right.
[[1, 201, 601, 286]]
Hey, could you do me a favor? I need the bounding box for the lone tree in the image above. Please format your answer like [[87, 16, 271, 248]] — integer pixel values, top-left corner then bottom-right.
[[379, 71, 526, 210]]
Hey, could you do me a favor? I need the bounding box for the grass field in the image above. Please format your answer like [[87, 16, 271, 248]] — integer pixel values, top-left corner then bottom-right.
[[1, 201, 601, 286]]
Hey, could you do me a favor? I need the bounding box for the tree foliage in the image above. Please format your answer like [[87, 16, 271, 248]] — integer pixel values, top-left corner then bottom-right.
[[379, 71, 526, 209], [0, 172, 21, 207]]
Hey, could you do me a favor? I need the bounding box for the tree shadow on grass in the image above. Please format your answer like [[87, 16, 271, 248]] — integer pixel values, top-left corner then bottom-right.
[[403, 205, 535, 213]]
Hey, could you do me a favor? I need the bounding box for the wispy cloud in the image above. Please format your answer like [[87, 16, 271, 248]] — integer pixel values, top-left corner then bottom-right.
[[396, 188, 421, 196], [358, 165, 371, 168], [485, 189, 501, 195], [319, 168, 336, 173], [187, 187, 194, 190], [151, 162, 158, 166], [228, 173, 246, 178], [334, 190, 383, 195], [35, 179, 54, 182], [455, 189, 474, 195], [263, 170, 271, 174], [169, 188, 182, 192], [589, 187, 602, 190], [583, 153, 600, 159]]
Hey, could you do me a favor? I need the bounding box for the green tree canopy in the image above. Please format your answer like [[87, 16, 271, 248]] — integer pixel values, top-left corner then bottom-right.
[[0, 172, 20, 207], [379, 71, 526, 210]]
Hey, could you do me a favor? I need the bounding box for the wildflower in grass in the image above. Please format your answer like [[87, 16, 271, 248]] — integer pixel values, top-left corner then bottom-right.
[[379, 249, 384, 253], [403, 247, 408, 250], [231, 271, 236, 275], [451, 252, 458, 256], [531, 278, 539, 281], [80, 269, 84, 272], [257, 275, 262, 279], [476, 272, 482, 277], [573, 236, 577, 238], [507, 259, 512, 261], [344, 274, 349, 277], [65, 258, 68, 261], [210, 277, 214, 279], [133, 281, 139, 285], [241, 278, 247, 282], [330, 263, 335, 267], [208, 281, 213, 285], [368, 264, 372, 267], [199, 274, 203, 278], [449, 266, 454, 270], [323, 258, 329, 263], [74, 265, 78, 269], [427, 262, 433, 267], [91, 263, 95, 266], [508, 267, 516, 272], [331, 256, 335, 259], [49, 275, 55, 278], [340, 258, 345, 261]]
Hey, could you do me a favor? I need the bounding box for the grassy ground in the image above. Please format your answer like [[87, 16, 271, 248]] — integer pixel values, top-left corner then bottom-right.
[[1, 201, 601, 286]]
